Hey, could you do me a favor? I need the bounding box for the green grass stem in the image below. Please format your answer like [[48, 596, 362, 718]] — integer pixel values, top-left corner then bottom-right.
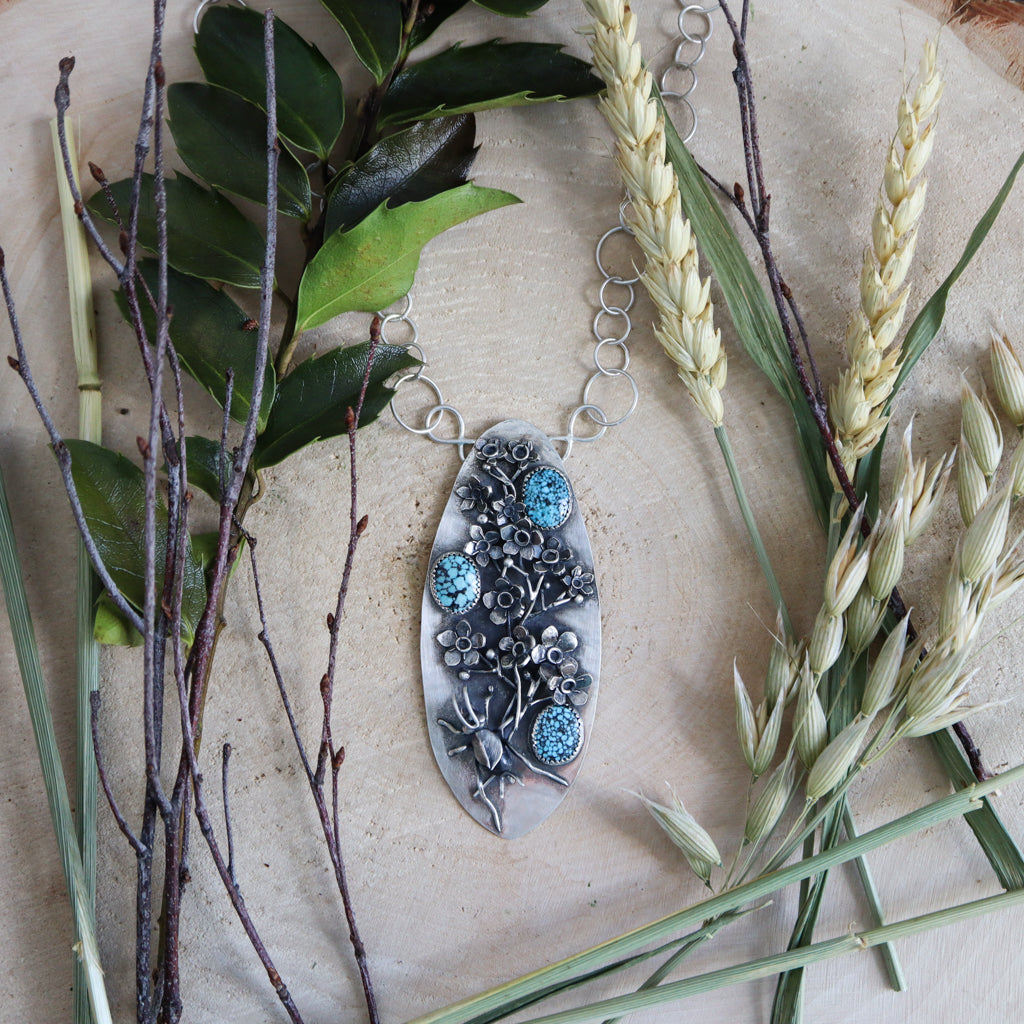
[[52, 117, 102, 1024], [0, 459, 112, 1024], [402, 762, 1024, 1024], [509, 885, 1024, 1024], [714, 423, 793, 636]]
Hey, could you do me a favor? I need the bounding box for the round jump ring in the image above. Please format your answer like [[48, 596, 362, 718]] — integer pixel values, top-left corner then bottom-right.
[[595, 227, 641, 285], [598, 276, 636, 314], [424, 404, 470, 460], [673, 36, 707, 69], [663, 96, 698, 145], [566, 404, 610, 444], [390, 373, 445, 435], [378, 293, 414, 320], [395, 341, 427, 382], [660, 63, 697, 100], [592, 306, 632, 345], [678, 4, 715, 44], [193, 0, 247, 34], [593, 337, 631, 374], [583, 369, 640, 427], [378, 312, 420, 349]]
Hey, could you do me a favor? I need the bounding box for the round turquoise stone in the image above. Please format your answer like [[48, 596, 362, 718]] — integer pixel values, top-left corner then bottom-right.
[[522, 467, 573, 529], [430, 552, 481, 613], [531, 704, 583, 766]]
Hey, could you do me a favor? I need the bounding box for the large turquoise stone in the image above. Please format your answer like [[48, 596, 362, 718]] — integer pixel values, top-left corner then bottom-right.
[[522, 466, 573, 529], [531, 704, 583, 765], [430, 552, 480, 612]]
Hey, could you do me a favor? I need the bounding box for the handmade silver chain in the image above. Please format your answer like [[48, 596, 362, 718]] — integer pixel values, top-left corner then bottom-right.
[[387, 1, 717, 459]]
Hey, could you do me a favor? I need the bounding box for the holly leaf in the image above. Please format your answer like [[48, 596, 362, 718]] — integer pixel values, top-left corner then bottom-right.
[[86, 173, 265, 288], [196, 5, 345, 161], [168, 82, 312, 219], [94, 593, 143, 647], [182, 435, 232, 502], [409, 0, 469, 49], [116, 262, 276, 431], [472, 0, 549, 14], [379, 41, 603, 124], [319, 0, 402, 83], [324, 114, 478, 236], [254, 342, 418, 468], [64, 440, 207, 643], [296, 182, 518, 333]]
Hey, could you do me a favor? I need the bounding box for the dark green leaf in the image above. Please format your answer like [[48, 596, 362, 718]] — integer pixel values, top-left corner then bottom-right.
[[409, 0, 469, 49], [93, 593, 143, 647], [116, 262, 276, 431], [319, 0, 402, 83], [660, 97, 833, 526], [296, 182, 518, 332], [472, 0, 549, 14], [168, 82, 312, 218], [895, 148, 1024, 395], [183, 435, 232, 502], [379, 41, 603, 125], [64, 440, 207, 643], [254, 342, 418, 467], [324, 115, 477, 236], [86, 173, 265, 288], [196, 6, 345, 161]]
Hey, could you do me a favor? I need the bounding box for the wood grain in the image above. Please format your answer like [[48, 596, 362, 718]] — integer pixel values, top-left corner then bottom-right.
[[0, 2, 1022, 1022]]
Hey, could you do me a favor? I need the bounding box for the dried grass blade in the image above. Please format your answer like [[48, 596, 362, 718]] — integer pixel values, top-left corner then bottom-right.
[[51, 115, 102, 1024], [658, 92, 832, 523], [895, 148, 1024, 395], [0, 460, 112, 1024]]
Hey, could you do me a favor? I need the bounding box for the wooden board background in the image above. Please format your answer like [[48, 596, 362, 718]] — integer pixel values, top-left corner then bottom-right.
[[1, 1, 1022, 1022]]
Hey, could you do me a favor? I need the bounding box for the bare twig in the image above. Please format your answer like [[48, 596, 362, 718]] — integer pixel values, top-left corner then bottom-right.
[[222, 744, 237, 888], [1, 253, 146, 637], [714, 0, 986, 780], [90, 692, 146, 856]]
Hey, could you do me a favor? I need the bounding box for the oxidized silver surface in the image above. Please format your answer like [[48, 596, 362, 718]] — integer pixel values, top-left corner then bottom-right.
[[421, 420, 600, 837]]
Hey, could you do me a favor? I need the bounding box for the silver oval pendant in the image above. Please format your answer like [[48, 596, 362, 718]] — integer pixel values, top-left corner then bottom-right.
[[421, 420, 600, 837]]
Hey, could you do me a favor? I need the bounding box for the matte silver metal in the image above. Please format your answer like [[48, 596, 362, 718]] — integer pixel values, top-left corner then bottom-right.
[[422, 421, 600, 837]]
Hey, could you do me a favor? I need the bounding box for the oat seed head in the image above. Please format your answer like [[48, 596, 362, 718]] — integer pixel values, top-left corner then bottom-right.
[[960, 376, 1003, 478], [957, 436, 989, 527], [744, 760, 794, 845], [824, 504, 870, 616], [862, 612, 911, 717], [808, 606, 846, 676], [637, 787, 722, 883], [990, 331, 1024, 428], [960, 484, 1012, 583], [805, 716, 873, 801], [867, 495, 906, 601], [734, 662, 759, 772], [795, 660, 828, 769], [846, 583, 886, 654]]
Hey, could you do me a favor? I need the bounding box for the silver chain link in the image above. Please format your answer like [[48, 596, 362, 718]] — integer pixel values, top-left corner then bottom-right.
[[387, 2, 716, 459], [660, 1, 720, 145]]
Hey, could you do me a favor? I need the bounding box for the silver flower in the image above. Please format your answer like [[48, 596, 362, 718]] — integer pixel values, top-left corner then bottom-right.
[[436, 620, 487, 668]]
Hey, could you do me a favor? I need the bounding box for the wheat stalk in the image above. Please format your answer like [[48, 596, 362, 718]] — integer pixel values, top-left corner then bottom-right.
[[830, 39, 944, 482], [581, 0, 726, 426]]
